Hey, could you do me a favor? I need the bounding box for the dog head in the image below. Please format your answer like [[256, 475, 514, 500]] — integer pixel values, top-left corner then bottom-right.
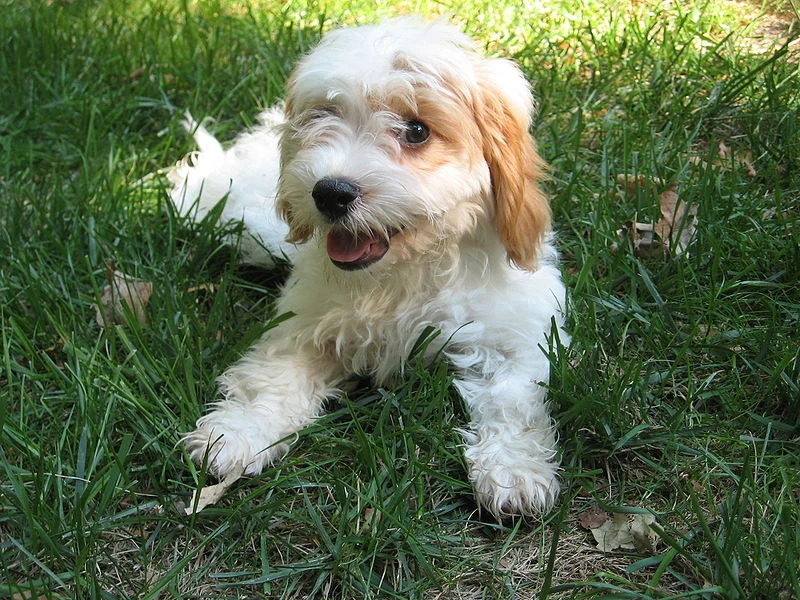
[[276, 18, 550, 272]]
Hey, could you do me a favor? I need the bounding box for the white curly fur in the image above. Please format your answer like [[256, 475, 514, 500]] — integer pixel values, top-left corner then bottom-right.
[[172, 17, 569, 518]]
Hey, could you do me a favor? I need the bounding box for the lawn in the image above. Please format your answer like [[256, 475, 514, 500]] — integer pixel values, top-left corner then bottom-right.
[[1, 0, 798, 598]]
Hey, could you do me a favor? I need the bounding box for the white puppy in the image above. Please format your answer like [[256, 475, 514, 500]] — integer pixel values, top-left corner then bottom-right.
[[170, 18, 569, 518]]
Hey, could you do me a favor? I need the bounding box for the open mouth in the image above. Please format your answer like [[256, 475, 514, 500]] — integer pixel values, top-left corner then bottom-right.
[[326, 227, 393, 271]]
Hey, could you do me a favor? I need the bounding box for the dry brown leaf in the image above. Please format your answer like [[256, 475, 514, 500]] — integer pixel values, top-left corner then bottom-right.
[[187, 282, 218, 294], [185, 465, 245, 515], [629, 513, 659, 554], [590, 511, 658, 553], [94, 268, 153, 327], [360, 506, 383, 534], [578, 504, 610, 530], [655, 184, 698, 256], [741, 155, 757, 178], [680, 471, 706, 493], [692, 142, 757, 178], [615, 220, 664, 258], [614, 176, 697, 257], [127, 66, 146, 82], [615, 173, 668, 197]]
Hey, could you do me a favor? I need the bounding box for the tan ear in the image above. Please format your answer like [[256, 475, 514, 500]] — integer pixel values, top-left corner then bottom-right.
[[475, 59, 551, 271], [276, 90, 314, 244], [276, 166, 313, 244], [276, 197, 313, 244]]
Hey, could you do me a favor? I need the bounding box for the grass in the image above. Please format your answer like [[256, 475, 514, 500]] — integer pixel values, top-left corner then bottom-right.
[[1, 0, 798, 598]]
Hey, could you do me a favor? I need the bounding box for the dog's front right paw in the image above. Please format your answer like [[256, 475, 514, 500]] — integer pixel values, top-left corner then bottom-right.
[[183, 407, 289, 478]]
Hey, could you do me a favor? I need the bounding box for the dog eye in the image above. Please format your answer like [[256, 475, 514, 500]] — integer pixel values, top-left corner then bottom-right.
[[401, 120, 430, 146], [306, 105, 340, 121]]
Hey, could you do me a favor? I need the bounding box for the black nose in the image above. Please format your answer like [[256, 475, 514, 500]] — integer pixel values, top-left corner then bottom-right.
[[312, 178, 360, 222]]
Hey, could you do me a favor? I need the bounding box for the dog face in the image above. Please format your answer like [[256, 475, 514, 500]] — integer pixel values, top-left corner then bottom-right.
[[276, 19, 550, 272]]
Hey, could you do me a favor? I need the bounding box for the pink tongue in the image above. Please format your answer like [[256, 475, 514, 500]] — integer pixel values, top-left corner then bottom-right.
[[326, 229, 377, 263]]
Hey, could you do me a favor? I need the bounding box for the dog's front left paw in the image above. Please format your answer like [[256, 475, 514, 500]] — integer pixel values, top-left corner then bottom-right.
[[464, 433, 560, 518], [183, 406, 290, 479]]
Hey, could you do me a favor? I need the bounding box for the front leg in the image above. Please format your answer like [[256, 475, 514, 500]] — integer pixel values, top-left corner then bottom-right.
[[184, 335, 342, 478], [454, 357, 560, 518]]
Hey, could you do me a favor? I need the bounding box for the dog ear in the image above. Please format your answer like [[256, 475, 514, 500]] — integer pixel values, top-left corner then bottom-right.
[[474, 58, 550, 271], [276, 170, 314, 244], [276, 92, 314, 244], [277, 198, 313, 244]]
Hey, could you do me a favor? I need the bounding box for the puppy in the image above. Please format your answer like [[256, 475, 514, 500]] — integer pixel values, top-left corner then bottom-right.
[[170, 18, 569, 518]]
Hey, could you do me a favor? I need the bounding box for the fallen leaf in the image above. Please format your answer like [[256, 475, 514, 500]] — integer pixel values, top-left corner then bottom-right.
[[185, 465, 245, 515], [615, 173, 668, 197], [94, 267, 153, 327], [615, 220, 664, 258], [629, 513, 659, 553], [741, 155, 757, 178], [613, 176, 697, 257], [654, 184, 698, 256], [187, 282, 218, 294], [578, 504, 609, 530], [690, 142, 757, 177], [591, 511, 659, 553], [360, 506, 383, 534], [127, 66, 146, 82], [680, 471, 706, 493], [11, 593, 48, 600]]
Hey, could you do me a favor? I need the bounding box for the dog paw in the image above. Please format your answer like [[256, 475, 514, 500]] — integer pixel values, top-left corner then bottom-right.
[[183, 407, 289, 479], [464, 436, 560, 518]]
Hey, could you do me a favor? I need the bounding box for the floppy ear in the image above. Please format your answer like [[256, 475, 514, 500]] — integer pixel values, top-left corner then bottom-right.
[[276, 170, 314, 244], [474, 58, 551, 271], [276, 199, 313, 244], [275, 88, 314, 244]]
